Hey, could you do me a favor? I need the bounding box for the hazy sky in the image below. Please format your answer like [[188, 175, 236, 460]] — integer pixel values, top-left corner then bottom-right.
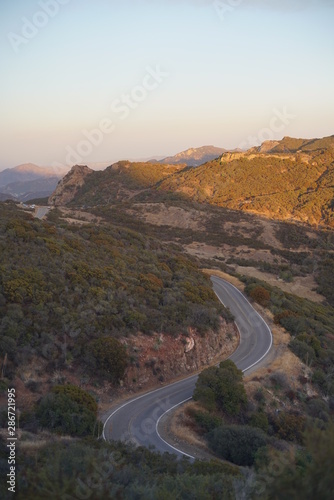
[[0, 0, 333, 169]]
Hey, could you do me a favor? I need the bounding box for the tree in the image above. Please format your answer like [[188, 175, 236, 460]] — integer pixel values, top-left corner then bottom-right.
[[193, 360, 247, 416], [36, 385, 98, 437], [87, 337, 128, 384]]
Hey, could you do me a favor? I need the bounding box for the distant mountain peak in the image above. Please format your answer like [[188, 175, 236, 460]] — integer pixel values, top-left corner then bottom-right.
[[159, 146, 227, 167], [0, 163, 65, 201], [13, 163, 41, 172]]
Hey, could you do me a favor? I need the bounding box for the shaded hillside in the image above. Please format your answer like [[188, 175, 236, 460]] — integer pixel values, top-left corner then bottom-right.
[[0, 163, 47, 186], [159, 146, 226, 167], [0, 193, 15, 201], [0, 202, 228, 375], [2, 177, 59, 201], [49, 161, 183, 206], [0, 163, 65, 186], [159, 136, 334, 227], [0, 163, 64, 201]]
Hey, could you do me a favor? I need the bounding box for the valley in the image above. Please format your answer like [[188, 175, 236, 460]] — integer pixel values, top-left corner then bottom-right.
[[0, 135, 334, 498]]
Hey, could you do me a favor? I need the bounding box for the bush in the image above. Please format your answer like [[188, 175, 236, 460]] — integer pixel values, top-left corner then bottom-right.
[[207, 425, 268, 466], [193, 411, 223, 434], [289, 339, 316, 365], [274, 309, 298, 325], [87, 337, 128, 384], [52, 384, 97, 414], [249, 286, 271, 307], [193, 360, 247, 416], [36, 390, 98, 437], [312, 369, 327, 393], [250, 411, 269, 433], [253, 388, 266, 404], [305, 398, 329, 422], [273, 412, 306, 443], [264, 425, 334, 499]]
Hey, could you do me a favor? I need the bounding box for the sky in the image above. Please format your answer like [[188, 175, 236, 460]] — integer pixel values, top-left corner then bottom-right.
[[0, 0, 333, 170]]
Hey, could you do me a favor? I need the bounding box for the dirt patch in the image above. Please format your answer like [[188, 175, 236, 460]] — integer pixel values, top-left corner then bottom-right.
[[185, 242, 276, 265], [63, 217, 92, 225], [59, 208, 103, 225], [128, 203, 208, 231], [185, 242, 324, 303], [258, 219, 284, 249]]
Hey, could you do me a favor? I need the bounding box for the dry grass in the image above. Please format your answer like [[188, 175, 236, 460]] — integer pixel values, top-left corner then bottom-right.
[[234, 265, 324, 303], [168, 401, 213, 452], [128, 203, 207, 231], [59, 208, 103, 225], [258, 219, 284, 249]]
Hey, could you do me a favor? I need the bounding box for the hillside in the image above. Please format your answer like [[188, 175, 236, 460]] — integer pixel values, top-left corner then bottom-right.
[[159, 135, 334, 227], [0, 163, 62, 186], [0, 163, 64, 201], [48, 136, 334, 227], [45, 135, 334, 311], [49, 161, 184, 206], [0, 193, 15, 201], [261, 135, 334, 154], [0, 201, 230, 387], [2, 177, 60, 202]]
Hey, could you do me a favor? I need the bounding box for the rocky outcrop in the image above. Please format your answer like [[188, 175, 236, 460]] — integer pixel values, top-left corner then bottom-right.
[[123, 320, 238, 390], [48, 165, 93, 206]]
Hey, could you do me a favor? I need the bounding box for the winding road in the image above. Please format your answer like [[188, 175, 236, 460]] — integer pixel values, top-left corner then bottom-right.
[[103, 276, 273, 458], [34, 206, 50, 219]]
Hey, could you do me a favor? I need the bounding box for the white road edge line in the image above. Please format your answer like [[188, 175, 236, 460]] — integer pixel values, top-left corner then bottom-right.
[[154, 277, 273, 458], [102, 374, 197, 440], [155, 397, 195, 459], [103, 276, 273, 460], [211, 276, 273, 373]]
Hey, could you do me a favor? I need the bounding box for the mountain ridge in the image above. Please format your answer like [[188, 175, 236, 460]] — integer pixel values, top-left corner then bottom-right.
[[48, 135, 334, 227], [0, 163, 67, 201], [158, 145, 227, 167]]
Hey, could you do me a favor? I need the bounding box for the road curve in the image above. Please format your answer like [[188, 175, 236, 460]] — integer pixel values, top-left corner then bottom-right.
[[103, 276, 273, 458], [34, 206, 50, 219]]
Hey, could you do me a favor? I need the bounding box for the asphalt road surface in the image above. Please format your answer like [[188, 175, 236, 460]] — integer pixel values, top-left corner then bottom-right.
[[103, 276, 273, 458], [34, 206, 50, 219]]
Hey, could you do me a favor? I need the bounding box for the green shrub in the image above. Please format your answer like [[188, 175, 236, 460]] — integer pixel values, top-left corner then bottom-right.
[[52, 384, 97, 414], [305, 398, 329, 422], [87, 337, 128, 384], [272, 412, 306, 443], [207, 425, 268, 466], [250, 411, 269, 433], [193, 411, 223, 433], [193, 360, 247, 416], [36, 391, 98, 437], [289, 339, 316, 364]]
